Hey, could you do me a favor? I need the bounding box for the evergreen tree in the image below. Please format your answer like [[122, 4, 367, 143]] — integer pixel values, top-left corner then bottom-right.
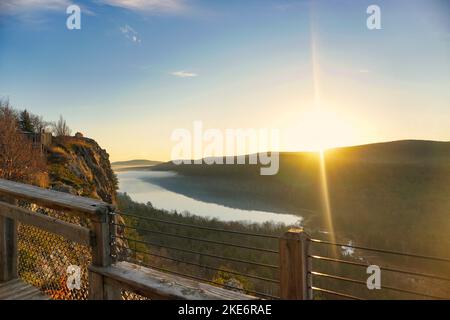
[[19, 109, 35, 133]]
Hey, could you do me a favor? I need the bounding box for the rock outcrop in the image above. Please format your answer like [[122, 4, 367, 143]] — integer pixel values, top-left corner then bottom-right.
[[47, 136, 118, 204]]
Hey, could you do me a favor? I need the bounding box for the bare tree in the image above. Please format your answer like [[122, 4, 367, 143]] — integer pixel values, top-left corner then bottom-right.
[[30, 114, 50, 133], [52, 115, 72, 137], [0, 99, 18, 121], [0, 100, 47, 184]]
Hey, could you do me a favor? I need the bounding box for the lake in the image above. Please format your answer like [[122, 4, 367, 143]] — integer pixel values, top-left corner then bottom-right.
[[116, 170, 302, 225]]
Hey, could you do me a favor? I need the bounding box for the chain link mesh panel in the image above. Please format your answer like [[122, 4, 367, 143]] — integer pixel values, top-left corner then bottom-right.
[[17, 204, 92, 300]]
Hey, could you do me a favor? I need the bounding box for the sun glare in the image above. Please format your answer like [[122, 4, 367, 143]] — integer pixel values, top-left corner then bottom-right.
[[286, 106, 355, 152]]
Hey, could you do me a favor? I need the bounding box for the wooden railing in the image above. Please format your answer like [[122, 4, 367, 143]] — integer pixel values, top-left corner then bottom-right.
[[2, 179, 447, 300], [0, 178, 116, 299], [2, 179, 303, 300]]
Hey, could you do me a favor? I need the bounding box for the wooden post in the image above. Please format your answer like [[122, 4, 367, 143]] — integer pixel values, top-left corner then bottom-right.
[[0, 196, 18, 282], [279, 228, 312, 300], [88, 210, 122, 300], [88, 270, 105, 300], [91, 218, 111, 268]]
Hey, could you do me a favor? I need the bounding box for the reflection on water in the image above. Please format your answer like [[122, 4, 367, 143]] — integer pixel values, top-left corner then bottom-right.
[[117, 170, 302, 225]]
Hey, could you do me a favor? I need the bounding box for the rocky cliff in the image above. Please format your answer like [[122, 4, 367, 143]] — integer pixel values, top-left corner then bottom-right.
[[47, 136, 118, 204]]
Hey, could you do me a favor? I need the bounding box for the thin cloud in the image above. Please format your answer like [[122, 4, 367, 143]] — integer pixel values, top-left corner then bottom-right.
[[120, 24, 141, 43], [274, 2, 302, 11], [0, 0, 72, 14], [171, 71, 198, 78], [0, 0, 95, 18], [358, 69, 370, 74], [100, 0, 185, 13]]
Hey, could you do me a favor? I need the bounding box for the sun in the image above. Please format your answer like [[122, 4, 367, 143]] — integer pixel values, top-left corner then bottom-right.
[[286, 106, 356, 152]]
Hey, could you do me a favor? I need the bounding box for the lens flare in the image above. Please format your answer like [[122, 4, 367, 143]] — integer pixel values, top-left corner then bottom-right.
[[309, 4, 337, 252]]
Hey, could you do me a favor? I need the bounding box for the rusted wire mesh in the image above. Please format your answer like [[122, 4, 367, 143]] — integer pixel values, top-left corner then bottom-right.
[[17, 203, 92, 300], [121, 290, 149, 300], [14, 203, 152, 300]]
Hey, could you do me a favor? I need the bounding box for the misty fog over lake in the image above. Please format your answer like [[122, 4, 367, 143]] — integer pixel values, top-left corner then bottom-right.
[[117, 170, 302, 225]]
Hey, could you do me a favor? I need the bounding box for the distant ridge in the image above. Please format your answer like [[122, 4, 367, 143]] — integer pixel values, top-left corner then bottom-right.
[[112, 159, 163, 167], [152, 140, 450, 170], [325, 140, 450, 164]]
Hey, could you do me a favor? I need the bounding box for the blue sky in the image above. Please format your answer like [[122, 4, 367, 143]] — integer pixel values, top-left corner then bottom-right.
[[0, 0, 449, 160]]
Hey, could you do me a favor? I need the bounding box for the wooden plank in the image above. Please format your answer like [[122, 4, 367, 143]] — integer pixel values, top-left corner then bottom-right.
[[0, 178, 114, 219], [91, 220, 111, 267], [104, 280, 123, 300], [0, 279, 49, 300], [20, 291, 50, 300], [279, 228, 312, 300], [0, 201, 92, 246], [4, 284, 38, 300], [0, 278, 21, 289], [17, 289, 50, 300], [90, 261, 258, 300], [88, 271, 104, 300], [0, 196, 17, 281], [0, 279, 23, 295]]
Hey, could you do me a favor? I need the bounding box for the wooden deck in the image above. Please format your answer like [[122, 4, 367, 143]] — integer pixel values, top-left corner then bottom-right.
[[0, 279, 49, 300]]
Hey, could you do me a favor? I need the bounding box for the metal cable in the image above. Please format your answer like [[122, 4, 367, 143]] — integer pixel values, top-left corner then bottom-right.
[[116, 244, 279, 284], [115, 211, 280, 239], [310, 271, 448, 300], [309, 255, 450, 282], [113, 235, 279, 269], [310, 238, 450, 263], [310, 286, 364, 300], [113, 226, 279, 254]]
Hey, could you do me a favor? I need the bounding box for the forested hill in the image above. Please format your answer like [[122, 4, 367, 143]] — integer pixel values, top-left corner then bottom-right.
[[153, 140, 450, 174], [148, 140, 450, 257], [325, 140, 450, 164]]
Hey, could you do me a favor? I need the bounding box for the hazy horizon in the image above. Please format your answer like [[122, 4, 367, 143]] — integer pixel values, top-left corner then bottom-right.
[[110, 138, 449, 163]]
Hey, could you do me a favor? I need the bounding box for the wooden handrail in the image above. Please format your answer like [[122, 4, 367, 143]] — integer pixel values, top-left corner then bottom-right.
[[89, 261, 258, 300], [0, 179, 114, 220], [0, 201, 92, 246]]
